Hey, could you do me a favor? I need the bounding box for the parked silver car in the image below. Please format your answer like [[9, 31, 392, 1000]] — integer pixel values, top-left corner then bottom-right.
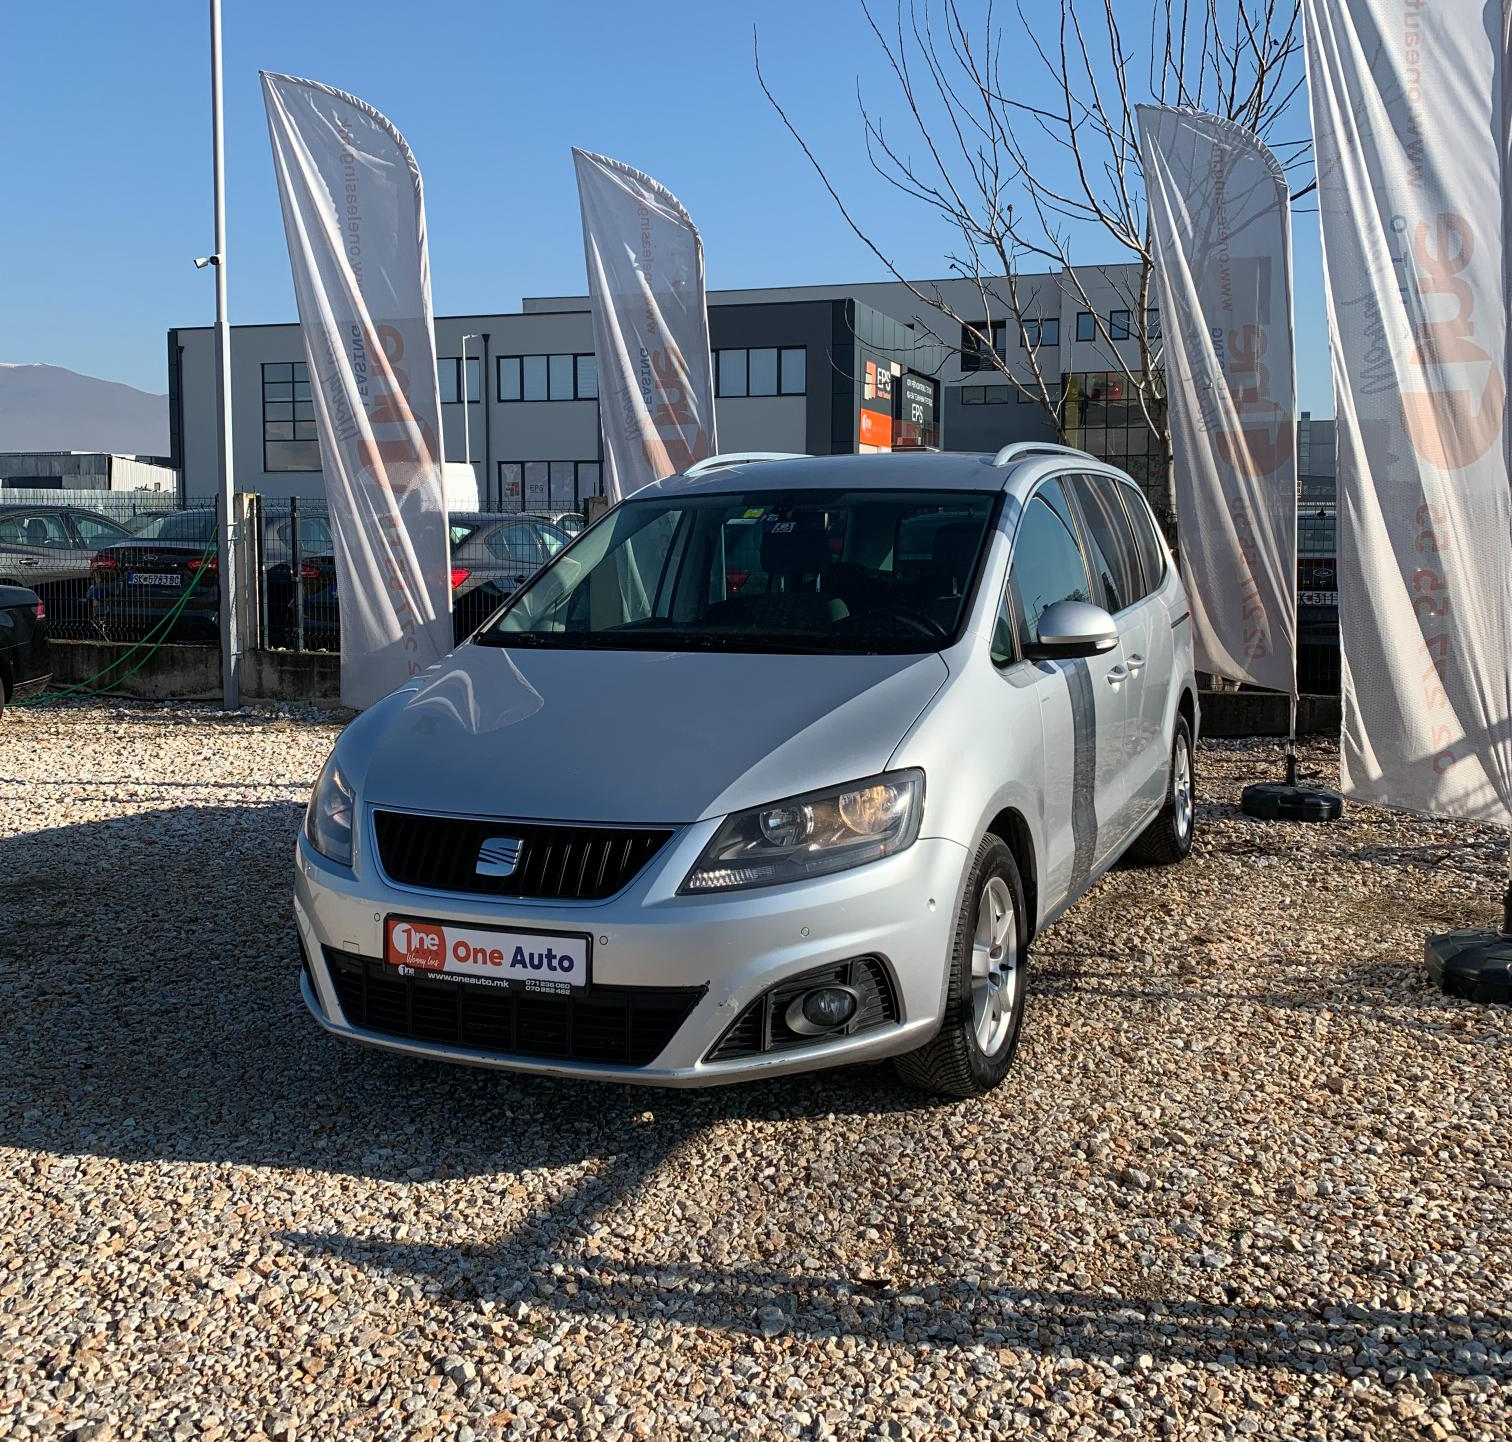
[[295, 446, 1198, 1096]]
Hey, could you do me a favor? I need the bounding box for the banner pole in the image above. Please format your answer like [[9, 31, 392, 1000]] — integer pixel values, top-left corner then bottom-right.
[[1286, 694, 1298, 787]]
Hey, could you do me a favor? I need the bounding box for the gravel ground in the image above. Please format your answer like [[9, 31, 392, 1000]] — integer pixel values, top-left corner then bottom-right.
[[1, 699, 1509, 1442]]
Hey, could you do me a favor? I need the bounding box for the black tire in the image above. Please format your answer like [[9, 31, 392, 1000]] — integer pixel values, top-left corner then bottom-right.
[[895, 834, 1029, 1099], [1125, 714, 1196, 867]]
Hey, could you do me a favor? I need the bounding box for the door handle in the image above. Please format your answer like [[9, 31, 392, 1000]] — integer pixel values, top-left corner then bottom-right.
[[18, 558, 39, 567], [1106, 665, 1129, 685], [1126, 652, 1146, 673]]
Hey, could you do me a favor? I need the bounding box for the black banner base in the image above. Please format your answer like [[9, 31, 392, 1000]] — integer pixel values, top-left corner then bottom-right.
[[1424, 929, 1512, 1003], [1239, 781, 1345, 822]]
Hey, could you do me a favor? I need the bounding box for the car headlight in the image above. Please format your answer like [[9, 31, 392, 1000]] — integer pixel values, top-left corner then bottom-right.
[[305, 750, 355, 867], [681, 770, 924, 893]]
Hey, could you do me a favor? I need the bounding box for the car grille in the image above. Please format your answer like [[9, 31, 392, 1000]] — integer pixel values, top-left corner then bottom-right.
[[323, 948, 703, 1067], [705, 956, 901, 1062], [371, 810, 673, 900]]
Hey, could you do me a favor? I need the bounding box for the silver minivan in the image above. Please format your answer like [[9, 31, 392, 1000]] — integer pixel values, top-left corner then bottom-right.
[[295, 446, 1198, 1096]]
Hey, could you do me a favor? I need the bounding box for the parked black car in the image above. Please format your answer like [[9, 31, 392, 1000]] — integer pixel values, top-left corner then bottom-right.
[[0, 584, 51, 714], [87, 506, 334, 645], [289, 513, 573, 649], [0, 504, 136, 635]]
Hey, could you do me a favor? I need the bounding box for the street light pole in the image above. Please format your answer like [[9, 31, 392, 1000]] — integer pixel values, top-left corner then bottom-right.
[[210, 0, 240, 708]]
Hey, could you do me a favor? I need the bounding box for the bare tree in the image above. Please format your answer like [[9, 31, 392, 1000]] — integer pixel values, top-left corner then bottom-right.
[[755, 0, 1309, 521]]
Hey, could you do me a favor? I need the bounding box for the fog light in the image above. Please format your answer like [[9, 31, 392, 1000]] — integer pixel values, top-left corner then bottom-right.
[[785, 985, 859, 1036]]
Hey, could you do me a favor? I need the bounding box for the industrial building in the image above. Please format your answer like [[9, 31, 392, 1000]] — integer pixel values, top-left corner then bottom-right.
[[0, 451, 176, 493], [169, 263, 1172, 510]]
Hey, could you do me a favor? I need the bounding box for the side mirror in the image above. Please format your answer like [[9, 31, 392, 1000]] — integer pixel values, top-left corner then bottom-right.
[[1024, 599, 1119, 660]]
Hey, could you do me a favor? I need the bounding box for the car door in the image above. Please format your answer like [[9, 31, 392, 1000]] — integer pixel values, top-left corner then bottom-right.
[[0, 510, 76, 588], [1117, 482, 1178, 817], [1064, 473, 1154, 849], [995, 475, 1132, 903]]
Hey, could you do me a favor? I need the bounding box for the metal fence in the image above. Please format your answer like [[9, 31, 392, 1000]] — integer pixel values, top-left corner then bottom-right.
[[3, 490, 1346, 695]]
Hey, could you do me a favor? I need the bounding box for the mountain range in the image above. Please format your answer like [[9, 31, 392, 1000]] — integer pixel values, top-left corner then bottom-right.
[[0, 363, 169, 457]]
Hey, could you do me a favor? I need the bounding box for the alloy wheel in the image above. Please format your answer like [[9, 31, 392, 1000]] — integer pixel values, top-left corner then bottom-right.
[[971, 875, 1019, 1056]]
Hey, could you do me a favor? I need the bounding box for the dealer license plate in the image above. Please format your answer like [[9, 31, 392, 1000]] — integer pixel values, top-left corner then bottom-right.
[[1299, 590, 1337, 607], [384, 915, 589, 993], [128, 572, 182, 587]]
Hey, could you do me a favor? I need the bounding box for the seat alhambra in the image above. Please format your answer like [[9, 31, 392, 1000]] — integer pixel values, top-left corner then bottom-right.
[[295, 446, 1198, 1097]]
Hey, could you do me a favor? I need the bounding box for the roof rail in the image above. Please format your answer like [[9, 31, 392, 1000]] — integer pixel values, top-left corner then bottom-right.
[[680, 451, 810, 478], [990, 441, 1090, 468]]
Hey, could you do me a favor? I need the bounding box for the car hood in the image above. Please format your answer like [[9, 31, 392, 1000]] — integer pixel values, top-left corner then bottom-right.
[[354, 644, 951, 824]]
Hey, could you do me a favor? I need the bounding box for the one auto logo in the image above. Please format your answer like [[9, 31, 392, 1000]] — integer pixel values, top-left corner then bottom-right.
[[388, 919, 447, 971]]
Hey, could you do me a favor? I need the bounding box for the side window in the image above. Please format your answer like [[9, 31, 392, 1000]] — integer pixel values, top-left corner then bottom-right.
[[996, 479, 1093, 662], [1068, 473, 1141, 612], [2, 512, 72, 548], [73, 515, 129, 547], [487, 524, 546, 567], [1121, 484, 1167, 596]]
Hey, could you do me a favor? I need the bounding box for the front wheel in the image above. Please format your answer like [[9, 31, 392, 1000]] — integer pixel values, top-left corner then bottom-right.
[[1125, 715, 1196, 867], [895, 835, 1028, 1099]]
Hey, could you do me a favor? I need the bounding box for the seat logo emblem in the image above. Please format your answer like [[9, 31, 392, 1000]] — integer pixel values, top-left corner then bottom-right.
[[476, 837, 523, 878]]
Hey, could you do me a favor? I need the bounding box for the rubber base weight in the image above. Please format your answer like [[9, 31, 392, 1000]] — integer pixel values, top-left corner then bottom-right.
[[1239, 781, 1344, 822], [1424, 930, 1512, 1003]]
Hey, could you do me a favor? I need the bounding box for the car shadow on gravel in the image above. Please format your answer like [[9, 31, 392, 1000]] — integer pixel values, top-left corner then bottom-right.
[[0, 802, 939, 1187], [273, 1231, 1512, 1382]]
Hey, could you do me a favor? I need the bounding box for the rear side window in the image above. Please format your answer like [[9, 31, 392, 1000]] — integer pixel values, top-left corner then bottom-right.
[[1068, 473, 1142, 611], [486, 523, 547, 567], [998, 478, 1093, 661], [73, 514, 130, 546], [1121, 485, 1167, 595]]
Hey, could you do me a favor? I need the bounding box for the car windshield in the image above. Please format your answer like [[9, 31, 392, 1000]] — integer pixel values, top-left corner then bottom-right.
[[475, 487, 999, 655], [134, 511, 217, 543]]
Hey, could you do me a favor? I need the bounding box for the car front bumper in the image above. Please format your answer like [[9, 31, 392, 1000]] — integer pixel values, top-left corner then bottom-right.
[[294, 821, 969, 1086]]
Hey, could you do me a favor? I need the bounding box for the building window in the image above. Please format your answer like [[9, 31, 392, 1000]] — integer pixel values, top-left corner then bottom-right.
[[1076, 311, 1095, 343], [497, 354, 597, 402], [959, 384, 1020, 406], [717, 348, 747, 397], [437, 356, 480, 404], [1061, 369, 1168, 513], [1020, 317, 1058, 348], [713, 346, 810, 396], [780, 346, 805, 394], [712, 347, 805, 398], [522, 356, 548, 400], [1146, 308, 1161, 341], [748, 347, 778, 396], [961, 321, 1011, 371], [262, 361, 319, 472], [1109, 310, 1131, 341], [497, 459, 603, 511]]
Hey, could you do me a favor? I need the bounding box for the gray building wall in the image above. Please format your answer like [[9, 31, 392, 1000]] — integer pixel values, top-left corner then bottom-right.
[[168, 261, 1164, 502]]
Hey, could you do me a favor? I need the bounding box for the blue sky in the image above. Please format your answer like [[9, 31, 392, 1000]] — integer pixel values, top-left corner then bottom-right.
[[2, 0, 1330, 414]]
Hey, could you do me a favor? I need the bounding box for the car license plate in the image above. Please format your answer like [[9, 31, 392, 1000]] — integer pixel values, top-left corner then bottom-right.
[[1299, 590, 1337, 607], [384, 915, 589, 993], [128, 572, 182, 587]]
